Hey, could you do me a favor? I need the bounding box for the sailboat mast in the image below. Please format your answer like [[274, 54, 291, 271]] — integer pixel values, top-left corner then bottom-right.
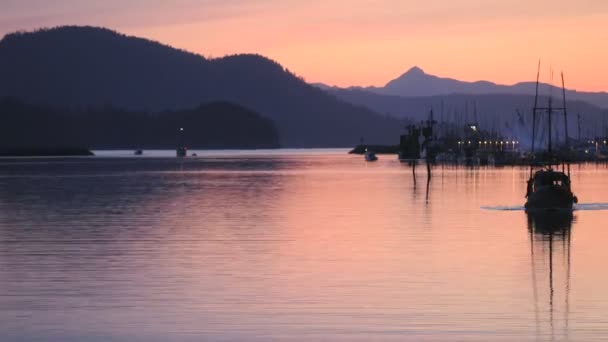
[[548, 89, 553, 154], [561, 72, 569, 148], [547, 68, 554, 154], [577, 113, 581, 141], [532, 60, 541, 154]]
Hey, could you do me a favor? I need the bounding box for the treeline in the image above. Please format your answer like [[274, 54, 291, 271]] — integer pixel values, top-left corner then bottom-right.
[[0, 97, 280, 149], [0, 26, 404, 147]]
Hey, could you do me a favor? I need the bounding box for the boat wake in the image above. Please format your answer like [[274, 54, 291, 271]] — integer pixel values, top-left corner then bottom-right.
[[481, 205, 526, 211], [572, 203, 608, 211], [482, 203, 608, 211]]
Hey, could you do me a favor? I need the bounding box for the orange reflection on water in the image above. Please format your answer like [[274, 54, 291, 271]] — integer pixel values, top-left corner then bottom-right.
[[1, 154, 608, 340]]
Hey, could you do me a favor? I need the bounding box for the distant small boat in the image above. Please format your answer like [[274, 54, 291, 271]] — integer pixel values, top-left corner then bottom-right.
[[191, 153, 198, 157], [176, 146, 187, 157], [525, 168, 577, 212], [364, 150, 378, 162], [134, 149, 143, 155]]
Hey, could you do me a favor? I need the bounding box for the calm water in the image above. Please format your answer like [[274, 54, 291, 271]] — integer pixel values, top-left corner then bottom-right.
[[1, 150, 608, 341]]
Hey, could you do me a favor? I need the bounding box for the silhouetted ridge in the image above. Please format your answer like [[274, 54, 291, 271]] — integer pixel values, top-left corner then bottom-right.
[[373, 65, 608, 107], [0, 26, 402, 147], [322, 87, 607, 143], [0, 97, 280, 149]]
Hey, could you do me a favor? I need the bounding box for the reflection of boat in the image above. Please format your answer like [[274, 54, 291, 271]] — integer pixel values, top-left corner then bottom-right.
[[364, 150, 378, 162], [134, 149, 143, 155], [527, 210, 573, 236], [525, 168, 577, 212], [527, 211, 573, 339], [176, 146, 187, 157]]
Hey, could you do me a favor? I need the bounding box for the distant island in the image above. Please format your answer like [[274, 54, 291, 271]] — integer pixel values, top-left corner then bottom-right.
[[0, 26, 403, 147], [0, 98, 280, 151], [0, 147, 94, 157]]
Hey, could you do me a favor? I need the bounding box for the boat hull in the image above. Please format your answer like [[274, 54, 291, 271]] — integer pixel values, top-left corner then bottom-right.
[[525, 186, 576, 212], [176, 147, 187, 157]]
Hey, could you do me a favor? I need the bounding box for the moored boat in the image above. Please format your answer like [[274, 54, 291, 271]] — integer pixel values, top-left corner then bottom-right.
[[176, 146, 187, 157], [364, 150, 378, 162]]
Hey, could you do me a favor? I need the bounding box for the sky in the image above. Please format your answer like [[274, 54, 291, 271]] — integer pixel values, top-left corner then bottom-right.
[[1, 0, 607, 91]]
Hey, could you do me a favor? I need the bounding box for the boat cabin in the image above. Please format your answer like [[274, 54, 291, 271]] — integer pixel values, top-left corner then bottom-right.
[[527, 169, 571, 196]]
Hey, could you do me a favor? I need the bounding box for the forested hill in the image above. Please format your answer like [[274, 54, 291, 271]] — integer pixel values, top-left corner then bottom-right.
[[0, 98, 280, 149], [0, 26, 402, 147]]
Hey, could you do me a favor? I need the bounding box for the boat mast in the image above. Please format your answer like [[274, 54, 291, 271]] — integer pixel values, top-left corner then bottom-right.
[[561, 72, 569, 148], [547, 68, 553, 155], [577, 113, 581, 141], [532, 60, 541, 154]]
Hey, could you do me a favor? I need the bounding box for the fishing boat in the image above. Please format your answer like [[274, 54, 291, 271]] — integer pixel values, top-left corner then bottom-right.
[[134, 149, 143, 155], [524, 62, 578, 212], [364, 150, 378, 162], [525, 168, 577, 211]]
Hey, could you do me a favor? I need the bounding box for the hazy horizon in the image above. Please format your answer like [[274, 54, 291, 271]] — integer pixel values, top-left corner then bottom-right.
[[1, 0, 606, 92]]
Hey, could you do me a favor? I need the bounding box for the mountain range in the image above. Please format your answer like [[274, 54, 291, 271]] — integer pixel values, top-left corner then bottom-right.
[[0, 26, 403, 148], [323, 88, 608, 145], [2, 26, 605, 149], [317, 66, 608, 109]]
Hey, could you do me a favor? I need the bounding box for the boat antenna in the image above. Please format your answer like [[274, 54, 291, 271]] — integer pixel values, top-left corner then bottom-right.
[[440, 99, 444, 137], [474, 101, 479, 125], [577, 113, 581, 141]]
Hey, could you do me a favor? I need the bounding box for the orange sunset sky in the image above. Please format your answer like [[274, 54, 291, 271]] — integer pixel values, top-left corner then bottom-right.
[[1, 0, 607, 91]]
